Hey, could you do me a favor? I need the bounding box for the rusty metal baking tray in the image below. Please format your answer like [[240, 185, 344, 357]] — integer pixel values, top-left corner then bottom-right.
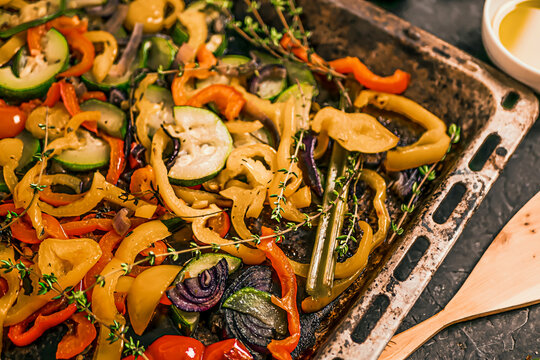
[[297, 0, 540, 359]]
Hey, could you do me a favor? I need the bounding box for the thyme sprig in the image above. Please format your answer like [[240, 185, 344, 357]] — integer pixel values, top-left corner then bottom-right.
[[389, 124, 461, 241]]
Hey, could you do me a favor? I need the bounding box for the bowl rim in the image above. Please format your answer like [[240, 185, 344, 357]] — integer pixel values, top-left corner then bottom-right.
[[483, 0, 540, 77]]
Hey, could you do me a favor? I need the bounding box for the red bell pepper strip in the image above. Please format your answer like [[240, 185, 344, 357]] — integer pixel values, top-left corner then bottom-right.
[[280, 33, 326, 67], [139, 240, 168, 266], [39, 187, 84, 207], [83, 230, 123, 295], [259, 227, 300, 360], [59, 80, 81, 116], [114, 292, 128, 315], [207, 211, 231, 238], [203, 339, 253, 360], [0, 203, 20, 216], [0, 277, 8, 298], [57, 31, 95, 79], [56, 312, 97, 359], [99, 132, 126, 185], [8, 299, 77, 346], [80, 91, 107, 102], [43, 82, 61, 107], [27, 24, 47, 56], [186, 84, 245, 121], [159, 291, 172, 306], [11, 218, 40, 244], [328, 56, 410, 94], [61, 218, 114, 236], [43, 213, 68, 239]]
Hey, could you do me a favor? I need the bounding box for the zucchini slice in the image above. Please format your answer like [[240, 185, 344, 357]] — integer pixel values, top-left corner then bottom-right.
[[170, 306, 200, 336], [81, 69, 133, 92], [80, 99, 127, 138], [54, 130, 110, 171], [0, 29, 69, 99], [166, 106, 232, 186], [142, 85, 175, 137], [140, 36, 178, 71], [15, 130, 41, 172], [176, 253, 242, 282]]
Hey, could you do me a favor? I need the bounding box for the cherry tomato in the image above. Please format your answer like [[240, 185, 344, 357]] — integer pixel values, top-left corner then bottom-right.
[[203, 339, 253, 360], [207, 212, 231, 238], [147, 335, 205, 360], [0, 105, 26, 138]]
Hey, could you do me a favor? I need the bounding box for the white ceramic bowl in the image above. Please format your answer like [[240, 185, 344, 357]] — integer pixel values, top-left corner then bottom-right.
[[482, 0, 540, 93]]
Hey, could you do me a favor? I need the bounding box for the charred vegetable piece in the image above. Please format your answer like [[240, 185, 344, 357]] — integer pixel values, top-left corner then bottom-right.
[[249, 65, 288, 100], [298, 132, 324, 197], [169, 305, 200, 336], [223, 287, 288, 335], [167, 258, 229, 312], [176, 253, 242, 282]]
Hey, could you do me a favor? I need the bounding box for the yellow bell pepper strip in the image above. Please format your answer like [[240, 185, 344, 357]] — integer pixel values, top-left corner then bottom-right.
[[355, 90, 451, 171], [191, 215, 266, 265], [39, 172, 106, 217], [232, 85, 284, 135], [225, 120, 264, 134], [125, 0, 184, 33], [127, 265, 181, 335], [0, 138, 23, 193], [12, 165, 43, 239], [289, 186, 312, 209], [84, 31, 118, 83], [151, 129, 225, 220], [268, 99, 306, 222], [177, 7, 207, 63], [0, 244, 20, 356], [0, 32, 25, 66], [329, 57, 411, 94], [259, 227, 300, 360], [302, 171, 389, 311], [220, 186, 266, 240], [92, 219, 185, 325], [5, 238, 101, 326], [310, 107, 399, 153], [103, 180, 157, 215]]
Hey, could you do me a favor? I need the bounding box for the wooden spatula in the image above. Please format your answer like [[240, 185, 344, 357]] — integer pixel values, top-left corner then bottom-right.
[[379, 191, 540, 360]]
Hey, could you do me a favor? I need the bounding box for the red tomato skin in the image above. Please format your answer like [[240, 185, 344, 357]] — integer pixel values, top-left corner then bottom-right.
[[146, 335, 205, 360], [203, 339, 253, 360], [0, 106, 26, 138]]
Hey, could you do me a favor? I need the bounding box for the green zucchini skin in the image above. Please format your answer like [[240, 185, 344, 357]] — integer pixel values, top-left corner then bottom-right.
[[53, 130, 110, 171], [0, 29, 69, 100], [0, 0, 67, 38], [80, 99, 127, 139]]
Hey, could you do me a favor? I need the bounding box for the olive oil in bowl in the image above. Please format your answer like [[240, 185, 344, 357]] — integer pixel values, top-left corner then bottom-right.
[[496, 0, 540, 71]]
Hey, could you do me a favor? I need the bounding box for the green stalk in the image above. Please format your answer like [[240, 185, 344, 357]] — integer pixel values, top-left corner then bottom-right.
[[306, 143, 350, 298]]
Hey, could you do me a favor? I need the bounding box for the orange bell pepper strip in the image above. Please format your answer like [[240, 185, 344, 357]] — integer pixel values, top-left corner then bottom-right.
[[43, 82, 61, 107], [8, 299, 77, 346], [130, 165, 157, 204], [259, 227, 300, 360], [0, 203, 21, 216], [193, 44, 217, 79], [39, 187, 84, 207], [43, 213, 68, 239], [99, 132, 126, 185], [114, 292, 128, 315], [280, 33, 326, 67], [10, 213, 66, 243], [47, 16, 88, 35], [56, 312, 97, 359], [61, 218, 114, 236], [58, 31, 95, 78], [186, 84, 245, 121], [129, 240, 169, 277], [80, 91, 107, 102], [27, 24, 47, 56], [59, 80, 98, 132], [172, 63, 197, 106], [328, 56, 410, 94]]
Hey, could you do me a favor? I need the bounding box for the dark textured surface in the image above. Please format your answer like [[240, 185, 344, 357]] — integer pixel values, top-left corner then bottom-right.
[[369, 1, 540, 359]]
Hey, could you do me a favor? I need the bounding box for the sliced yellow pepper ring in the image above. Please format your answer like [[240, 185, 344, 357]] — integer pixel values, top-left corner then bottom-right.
[[178, 7, 207, 62], [311, 106, 399, 153], [191, 215, 266, 265], [5, 238, 101, 326], [0, 138, 23, 193], [225, 120, 264, 134], [362, 169, 390, 249], [233, 85, 284, 134], [127, 265, 181, 335], [0, 244, 20, 356], [355, 90, 450, 171], [85, 31, 118, 83], [220, 185, 265, 239]]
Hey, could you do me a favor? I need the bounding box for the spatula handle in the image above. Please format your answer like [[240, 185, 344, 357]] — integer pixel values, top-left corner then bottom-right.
[[378, 309, 453, 360]]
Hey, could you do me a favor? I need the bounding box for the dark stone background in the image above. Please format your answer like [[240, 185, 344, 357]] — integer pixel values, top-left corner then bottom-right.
[[367, 1, 540, 359]]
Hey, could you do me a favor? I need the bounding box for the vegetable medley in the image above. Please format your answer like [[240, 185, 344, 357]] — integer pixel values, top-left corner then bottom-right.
[[0, 0, 459, 359]]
